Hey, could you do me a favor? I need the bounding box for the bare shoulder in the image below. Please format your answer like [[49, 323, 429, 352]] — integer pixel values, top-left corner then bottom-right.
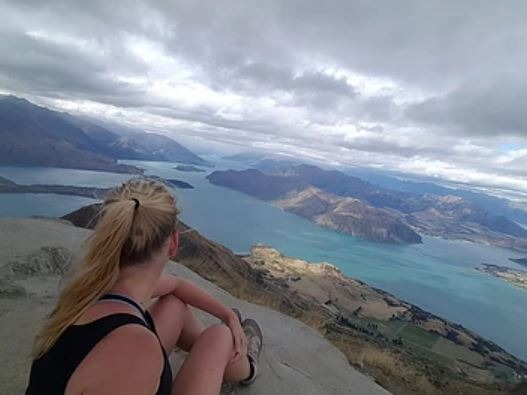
[[81, 324, 165, 395]]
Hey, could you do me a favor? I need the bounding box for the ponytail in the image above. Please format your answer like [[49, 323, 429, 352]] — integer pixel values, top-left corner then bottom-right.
[[33, 178, 178, 357]]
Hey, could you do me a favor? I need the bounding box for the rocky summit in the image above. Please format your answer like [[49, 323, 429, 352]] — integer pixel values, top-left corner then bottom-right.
[[0, 218, 390, 395]]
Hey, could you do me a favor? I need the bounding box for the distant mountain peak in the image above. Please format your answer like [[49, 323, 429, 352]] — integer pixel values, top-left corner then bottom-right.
[[0, 95, 206, 170]]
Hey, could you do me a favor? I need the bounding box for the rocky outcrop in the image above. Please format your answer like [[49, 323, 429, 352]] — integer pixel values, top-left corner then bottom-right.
[[276, 187, 422, 244], [0, 218, 390, 395], [59, 204, 527, 395]]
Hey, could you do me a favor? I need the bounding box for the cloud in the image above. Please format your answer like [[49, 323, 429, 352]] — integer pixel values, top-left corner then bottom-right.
[[407, 80, 527, 137], [0, 0, 526, 198]]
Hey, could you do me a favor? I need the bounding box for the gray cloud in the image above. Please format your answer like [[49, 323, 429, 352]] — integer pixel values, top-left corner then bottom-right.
[[407, 80, 527, 137], [1, 0, 527, 196]]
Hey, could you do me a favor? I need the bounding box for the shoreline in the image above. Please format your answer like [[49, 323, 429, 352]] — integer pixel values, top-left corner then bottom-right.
[[0, 176, 195, 198], [477, 264, 527, 291]]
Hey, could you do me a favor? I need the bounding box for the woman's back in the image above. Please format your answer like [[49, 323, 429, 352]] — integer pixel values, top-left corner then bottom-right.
[[26, 295, 172, 395]]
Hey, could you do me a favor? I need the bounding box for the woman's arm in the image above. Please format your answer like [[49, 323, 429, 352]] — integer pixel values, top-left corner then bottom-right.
[[153, 274, 234, 322], [152, 274, 246, 360]]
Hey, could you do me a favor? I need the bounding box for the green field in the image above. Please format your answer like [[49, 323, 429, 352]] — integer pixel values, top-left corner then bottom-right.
[[399, 325, 440, 348]]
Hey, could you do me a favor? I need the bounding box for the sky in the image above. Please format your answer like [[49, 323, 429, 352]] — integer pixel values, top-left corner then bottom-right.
[[1, 0, 527, 200]]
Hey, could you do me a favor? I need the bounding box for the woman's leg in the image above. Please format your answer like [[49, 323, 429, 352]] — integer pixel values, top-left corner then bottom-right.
[[149, 294, 251, 382], [172, 325, 234, 395], [149, 293, 204, 352]]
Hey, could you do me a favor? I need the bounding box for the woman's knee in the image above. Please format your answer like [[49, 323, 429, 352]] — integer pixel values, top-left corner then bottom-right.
[[156, 294, 189, 315], [198, 324, 234, 351]]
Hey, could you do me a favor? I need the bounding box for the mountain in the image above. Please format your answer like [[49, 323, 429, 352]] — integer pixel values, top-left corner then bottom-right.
[[276, 187, 422, 244], [208, 168, 308, 200], [81, 119, 207, 165], [0, 95, 207, 172], [224, 151, 300, 169], [250, 159, 527, 227], [208, 166, 527, 250], [0, 95, 141, 174], [344, 167, 527, 225]]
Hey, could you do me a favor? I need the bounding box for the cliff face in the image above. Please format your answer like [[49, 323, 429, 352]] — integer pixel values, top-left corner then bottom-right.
[[0, 218, 390, 395]]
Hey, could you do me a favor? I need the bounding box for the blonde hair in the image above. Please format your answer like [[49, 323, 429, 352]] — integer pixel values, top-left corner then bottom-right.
[[33, 177, 179, 358]]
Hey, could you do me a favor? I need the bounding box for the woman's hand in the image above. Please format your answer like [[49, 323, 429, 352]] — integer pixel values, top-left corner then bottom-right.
[[225, 312, 247, 363]]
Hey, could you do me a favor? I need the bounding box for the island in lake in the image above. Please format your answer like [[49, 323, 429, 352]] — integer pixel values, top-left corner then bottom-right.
[[477, 264, 527, 290], [174, 165, 206, 173], [166, 179, 194, 189]]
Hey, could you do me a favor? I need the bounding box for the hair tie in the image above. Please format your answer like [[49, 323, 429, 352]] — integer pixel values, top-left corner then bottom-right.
[[131, 198, 140, 210]]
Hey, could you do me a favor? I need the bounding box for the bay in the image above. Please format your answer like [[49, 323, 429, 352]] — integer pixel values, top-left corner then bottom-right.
[[1, 160, 526, 361]]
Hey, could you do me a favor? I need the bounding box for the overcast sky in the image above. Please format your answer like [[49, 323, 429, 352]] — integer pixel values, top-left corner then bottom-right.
[[1, 0, 527, 199]]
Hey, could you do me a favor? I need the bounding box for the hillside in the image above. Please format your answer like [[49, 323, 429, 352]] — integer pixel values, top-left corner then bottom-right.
[[276, 187, 422, 244], [208, 167, 527, 251], [0, 218, 390, 395], [61, 114, 206, 165], [0, 95, 141, 174], [0, 95, 206, 171]]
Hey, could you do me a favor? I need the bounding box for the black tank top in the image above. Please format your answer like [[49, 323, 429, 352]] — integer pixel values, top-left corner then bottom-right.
[[25, 294, 172, 395]]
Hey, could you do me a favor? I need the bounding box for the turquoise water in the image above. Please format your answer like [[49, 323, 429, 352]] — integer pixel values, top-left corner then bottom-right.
[[1, 161, 527, 361]]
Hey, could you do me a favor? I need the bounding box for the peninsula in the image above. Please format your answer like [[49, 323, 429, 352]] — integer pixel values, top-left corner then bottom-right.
[[477, 264, 527, 291], [0, 176, 195, 198], [0, 176, 109, 199]]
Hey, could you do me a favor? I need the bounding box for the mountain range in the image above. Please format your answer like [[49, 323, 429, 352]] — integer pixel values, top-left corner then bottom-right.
[[208, 164, 527, 250], [0, 95, 206, 173], [227, 151, 527, 226]]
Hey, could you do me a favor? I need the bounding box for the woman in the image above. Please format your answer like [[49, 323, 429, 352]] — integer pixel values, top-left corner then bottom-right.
[[26, 177, 263, 395]]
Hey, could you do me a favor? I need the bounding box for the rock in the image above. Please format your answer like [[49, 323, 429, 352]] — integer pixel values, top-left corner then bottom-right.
[[0, 218, 390, 395], [7, 246, 73, 276], [0, 278, 26, 297]]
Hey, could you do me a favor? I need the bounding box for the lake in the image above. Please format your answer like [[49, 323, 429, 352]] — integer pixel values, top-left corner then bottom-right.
[[1, 160, 526, 361]]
